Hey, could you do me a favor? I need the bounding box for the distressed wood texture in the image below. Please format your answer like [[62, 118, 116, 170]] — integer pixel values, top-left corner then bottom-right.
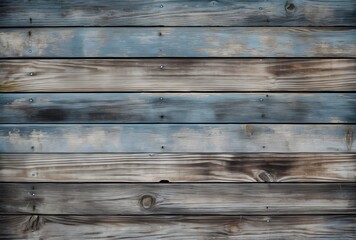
[[1, 93, 355, 123], [0, 153, 355, 182], [0, 215, 355, 240], [0, 183, 355, 214], [1, 59, 355, 92], [0, 124, 354, 153], [1, 28, 355, 57], [0, 0, 355, 27]]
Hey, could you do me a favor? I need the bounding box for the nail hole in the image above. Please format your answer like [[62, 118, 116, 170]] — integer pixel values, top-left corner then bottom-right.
[[266, 94, 269, 97], [159, 180, 170, 183], [266, 206, 269, 209], [158, 32, 162, 36], [29, 17, 32, 24], [28, 31, 31, 37], [259, 7, 262, 10], [160, 115, 164, 119], [161, 146, 165, 149], [261, 114, 265, 118], [262, 146, 266, 149], [32, 186, 35, 190], [31, 146, 35, 149], [32, 205, 36, 211]]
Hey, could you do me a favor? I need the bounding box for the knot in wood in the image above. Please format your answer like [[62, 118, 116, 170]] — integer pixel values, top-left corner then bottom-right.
[[141, 195, 155, 209], [285, 1, 296, 13]]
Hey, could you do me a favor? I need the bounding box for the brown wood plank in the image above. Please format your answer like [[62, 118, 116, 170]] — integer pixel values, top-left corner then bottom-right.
[[1, 28, 355, 57], [0, 183, 355, 215], [1, 93, 355, 123], [0, 153, 355, 182], [1, 59, 355, 92], [0, 0, 355, 26], [0, 124, 354, 153], [0, 215, 355, 239]]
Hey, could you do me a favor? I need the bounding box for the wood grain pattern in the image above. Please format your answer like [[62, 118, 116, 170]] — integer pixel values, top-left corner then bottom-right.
[[0, 215, 355, 239], [0, 183, 355, 214], [0, 153, 355, 182], [1, 93, 355, 123], [1, 59, 355, 92], [0, 0, 355, 26], [1, 27, 355, 57], [0, 124, 354, 153]]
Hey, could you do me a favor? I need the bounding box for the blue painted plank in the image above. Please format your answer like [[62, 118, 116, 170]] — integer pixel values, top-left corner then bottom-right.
[[0, 27, 355, 57], [1, 93, 355, 123], [0, 124, 354, 152], [0, 0, 355, 26]]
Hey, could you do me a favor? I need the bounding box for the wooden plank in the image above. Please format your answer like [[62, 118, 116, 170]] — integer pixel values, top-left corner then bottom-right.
[[0, 153, 354, 182], [0, 183, 355, 214], [0, 215, 355, 239], [1, 27, 355, 57], [0, 124, 354, 153], [0, 0, 355, 26], [1, 59, 355, 92], [1, 93, 355, 123]]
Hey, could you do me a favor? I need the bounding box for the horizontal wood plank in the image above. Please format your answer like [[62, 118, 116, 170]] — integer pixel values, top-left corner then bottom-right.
[[0, 124, 354, 153], [1, 93, 355, 123], [1, 28, 355, 57], [1, 59, 355, 92], [0, 183, 355, 214], [0, 0, 355, 26], [0, 153, 355, 182], [0, 215, 355, 239]]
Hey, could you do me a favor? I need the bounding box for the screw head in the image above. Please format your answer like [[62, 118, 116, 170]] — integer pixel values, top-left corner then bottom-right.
[[29, 72, 34, 76], [160, 65, 164, 69], [160, 4, 163, 8], [28, 49, 32, 53], [259, 98, 263, 102], [29, 98, 34, 103]]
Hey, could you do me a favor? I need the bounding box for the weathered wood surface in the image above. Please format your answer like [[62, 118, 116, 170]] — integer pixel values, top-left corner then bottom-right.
[[0, 215, 355, 240], [1, 28, 355, 57], [0, 183, 355, 215], [1, 59, 355, 92], [0, 0, 355, 27], [0, 153, 354, 182], [0, 183, 356, 215], [1, 93, 355, 123], [0, 124, 354, 153]]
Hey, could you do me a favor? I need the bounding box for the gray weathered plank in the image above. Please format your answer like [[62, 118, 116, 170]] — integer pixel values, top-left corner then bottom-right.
[[1, 59, 355, 92], [0, 183, 355, 214], [0, 124, 354, 153], [1, 93, 355, 123], [1, 27, 355, 57], [0, 0, 355, 26], [0, 215, 355, 239], [0, 153, 354, 182]]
